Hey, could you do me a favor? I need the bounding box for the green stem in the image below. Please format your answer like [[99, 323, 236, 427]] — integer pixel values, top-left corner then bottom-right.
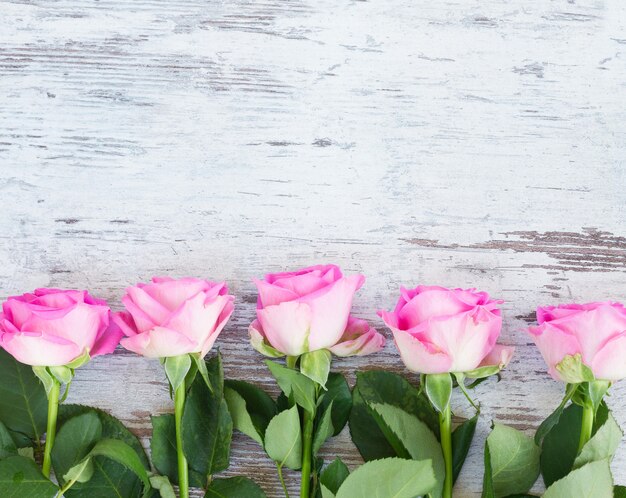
[[439, 404, 453, 498], [300, 408, 314, 498], [578, 402, 594, 453], [277, 464, 290, 498], [42, 378, 60, 478], [175, 381, 189, 498]]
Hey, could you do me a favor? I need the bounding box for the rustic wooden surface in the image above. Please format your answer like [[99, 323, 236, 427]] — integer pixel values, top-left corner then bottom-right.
[[1, 0, 625, 495]]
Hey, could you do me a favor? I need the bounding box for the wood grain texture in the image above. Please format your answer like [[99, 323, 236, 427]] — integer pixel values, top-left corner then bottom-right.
[[1, 0, 625, 495]]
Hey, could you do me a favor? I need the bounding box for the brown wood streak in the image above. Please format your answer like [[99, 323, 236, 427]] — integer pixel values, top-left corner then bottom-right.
[[404, 228, 626, 272]]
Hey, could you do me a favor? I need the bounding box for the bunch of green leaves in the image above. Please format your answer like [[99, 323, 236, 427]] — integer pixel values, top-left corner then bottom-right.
[[224, 359, 352, 496], [348, 369, 477, 495], [151, 353, 267, 497]]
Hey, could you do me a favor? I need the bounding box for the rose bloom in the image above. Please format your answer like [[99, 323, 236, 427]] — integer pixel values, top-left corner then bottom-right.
[[113, 277, 234, 358], [529, 302, 626, 382], [249, 264, 384, 357], [379, 285, 513, 374], [0, 288, 121, 366]]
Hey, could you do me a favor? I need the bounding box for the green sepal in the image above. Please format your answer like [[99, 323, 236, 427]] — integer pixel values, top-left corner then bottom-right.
[[555, 354, 595, 384], [425, 373, 453, 414], [32, 366, 60, 396], [300, 349, 332, 389], [164, 355, 192, 392]]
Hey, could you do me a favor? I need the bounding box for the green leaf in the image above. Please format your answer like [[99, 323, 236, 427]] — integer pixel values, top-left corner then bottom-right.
[[265, 360, 316, 414], [543, 459, 613, 498], [224, 388, 264, 445], [540, 404, 582, 486], [204, 476, 268, 497], [149, 475, 176, 498], [164, 355, 192, 392], [313, 401, 334, 455], [65, 439, 151, 495], [182, 355, 232, 478], [485, 424, 540, 498], [425, 373, 453, 414], [614, 485, 626, 498], [51, 412, 102, 487], [224, 380, 276, 444], [482, 438, 495, 498], [190, 353, 213, 393], [0, 455, 58, 497], [0, 349, 47, 441], [317, 373, 351, 437], [150, 414, 205, 489], [0, 421, 18, 459], [555, 355, 595, 384], [573, 413, 622, 469], [335, 457, 436, 498], [370, 403, 445, 498], [349, 370, 438, 461], [300, 349, 332, 388], [57, 405, 150, 497], [264, 406, 302, 470], [452, 414, 477, 483], [320, 458, 350, 495]]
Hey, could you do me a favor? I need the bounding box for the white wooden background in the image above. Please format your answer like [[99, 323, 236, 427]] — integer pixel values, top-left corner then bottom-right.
[[1, 0, 625, 495]]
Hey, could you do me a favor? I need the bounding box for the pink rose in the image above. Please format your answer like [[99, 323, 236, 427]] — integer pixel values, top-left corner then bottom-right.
[[113, 277, 234, 358], [379, 285, 513, 374], [0, 288, 121, 366], [249, 264, 384, 357], [528, 302, 626, 382]]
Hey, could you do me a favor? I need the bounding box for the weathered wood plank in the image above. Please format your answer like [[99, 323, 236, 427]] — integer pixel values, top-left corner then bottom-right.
[[0, 0, 625, 496]]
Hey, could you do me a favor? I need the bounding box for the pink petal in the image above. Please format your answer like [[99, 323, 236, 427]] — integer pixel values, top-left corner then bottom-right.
[[91, 315, 123, 357], [257, 301, 313, 356], [301, 274, 364, 351], [20, 303, 107, 353], [120, 326, 198, 358], [142, 277, 212, 311], [398, 287, 476, 329], [328, 316, 385, 357], [126, 286, 171, 324], [0, 330, 82, 366], [477, 344, 515, 369], [200, 298, 234, 357], [420, 308, 501, 372], [254, 279, 299, 307], [591, 332, 626, 381], [121, 295, 158, 332], [165, 293, 232, 348], [528, 322, 582, 381], [111, 311, 139, 337], [391, 327, 453, 374]]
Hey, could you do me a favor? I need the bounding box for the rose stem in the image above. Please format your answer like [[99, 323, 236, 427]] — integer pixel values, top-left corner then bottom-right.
[[578, 399, 594, 453], [439, 403, 453, 498], [42, 378, 61, 478], [300, 383, 321, 498], [175, 380, 189, 498]]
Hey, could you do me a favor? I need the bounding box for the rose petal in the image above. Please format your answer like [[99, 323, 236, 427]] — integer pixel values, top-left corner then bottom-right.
[[142, 277, 212, 311], [126, 286, 171, 324], [257, 301, 313, 356], [111, 311, 139, 337], [390, 327, 453, 374], [254, 279, 299, 307], [302, 274, 365, 351], [591, 332, 626, 381], [328, 316, 385, 357], [477, 344, 515, 369], [528, 322, 582, 381], [91, 315, 123, 357], [120, 326, 198, 358], [0, 331, 82, 366]]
